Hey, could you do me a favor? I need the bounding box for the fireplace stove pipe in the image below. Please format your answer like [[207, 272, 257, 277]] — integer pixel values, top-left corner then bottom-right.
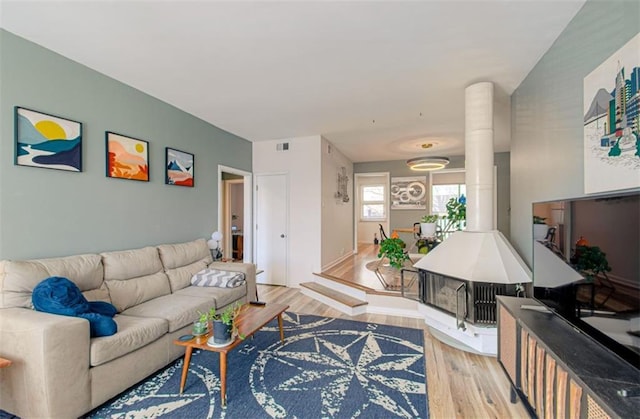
[[465, 82, 494, 232]]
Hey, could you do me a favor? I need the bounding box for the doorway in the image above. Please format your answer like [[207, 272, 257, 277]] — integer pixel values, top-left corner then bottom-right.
[[254, 173, 288, 286], [218, 165, 252, 262]]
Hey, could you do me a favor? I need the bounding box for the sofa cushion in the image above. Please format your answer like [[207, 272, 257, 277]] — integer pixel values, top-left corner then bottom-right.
[[82, 284, 111, 303], [101, 246, 164, 281], [121, 293, 212, 333], [157, 239, 212, 270], [0, 254, 104, 309], [90, 314, 168, 366], [157, 239, 213, 292], [102, 246, 171, 312], [175, 284, 247, 310], [105, 271, 171, 312], [164, 260, 208, 293]]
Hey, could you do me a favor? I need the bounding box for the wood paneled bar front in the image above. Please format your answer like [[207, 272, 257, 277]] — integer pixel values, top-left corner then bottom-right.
[[497, 296, 640, 419]]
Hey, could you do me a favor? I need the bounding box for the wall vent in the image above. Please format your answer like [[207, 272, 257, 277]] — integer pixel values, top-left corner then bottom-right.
[[276, 142, 289, 151]]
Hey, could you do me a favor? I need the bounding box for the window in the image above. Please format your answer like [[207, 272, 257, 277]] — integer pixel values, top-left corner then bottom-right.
[[431, 184, 466, 214], [430, 170, 466, 215], [360, 184, 386, 221]]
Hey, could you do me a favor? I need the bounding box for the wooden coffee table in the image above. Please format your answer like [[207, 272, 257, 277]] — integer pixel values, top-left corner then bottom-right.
[[173, 302, 289, 406]]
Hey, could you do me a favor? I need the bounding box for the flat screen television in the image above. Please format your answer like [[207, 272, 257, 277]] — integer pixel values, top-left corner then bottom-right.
[[532, 190, 640, 369]]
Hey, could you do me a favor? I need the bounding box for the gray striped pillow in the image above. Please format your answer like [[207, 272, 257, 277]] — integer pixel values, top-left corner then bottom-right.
[[190, 268, 246, 288]]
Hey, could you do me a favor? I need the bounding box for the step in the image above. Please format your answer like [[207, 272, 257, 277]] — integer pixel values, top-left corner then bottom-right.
[[300, 282, 368, 308]]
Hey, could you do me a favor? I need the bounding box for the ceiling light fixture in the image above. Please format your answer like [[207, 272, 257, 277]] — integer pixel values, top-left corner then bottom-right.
[[407, 156, 450, 171]]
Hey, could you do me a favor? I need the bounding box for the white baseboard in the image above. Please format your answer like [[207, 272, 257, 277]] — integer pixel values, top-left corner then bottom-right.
[[321, 250, 356, 271]]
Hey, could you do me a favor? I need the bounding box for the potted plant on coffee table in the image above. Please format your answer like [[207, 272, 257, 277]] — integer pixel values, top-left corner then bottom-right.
[[207, 303, 245, 346], [192, 311, 209, 336]]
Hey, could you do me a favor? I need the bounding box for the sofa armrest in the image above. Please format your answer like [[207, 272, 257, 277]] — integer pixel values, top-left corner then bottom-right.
[[0, 308, 91, 418], [208, 262, 257, 302]]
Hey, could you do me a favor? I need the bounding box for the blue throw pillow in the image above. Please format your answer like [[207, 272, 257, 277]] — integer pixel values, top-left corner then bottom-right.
[[79, 313, 118, 337], [32, 276, 90, 316], [32, 276, 118, 337]]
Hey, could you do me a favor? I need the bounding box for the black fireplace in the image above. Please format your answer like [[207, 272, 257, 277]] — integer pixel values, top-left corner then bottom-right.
[[418, 270, 518, 328]]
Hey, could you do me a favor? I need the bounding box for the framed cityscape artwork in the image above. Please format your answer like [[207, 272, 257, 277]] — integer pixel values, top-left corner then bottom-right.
[[583, 33, 639, 194], [14, 106, 82, 172]]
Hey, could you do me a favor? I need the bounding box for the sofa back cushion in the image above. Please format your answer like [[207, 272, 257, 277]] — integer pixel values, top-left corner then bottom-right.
[[157, 239, 213, 292], [0, 254, 104, 309], [101, 246, 170, 312]]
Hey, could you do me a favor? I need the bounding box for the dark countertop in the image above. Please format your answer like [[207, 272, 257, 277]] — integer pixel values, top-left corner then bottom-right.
[[498, 296, 640, 418]]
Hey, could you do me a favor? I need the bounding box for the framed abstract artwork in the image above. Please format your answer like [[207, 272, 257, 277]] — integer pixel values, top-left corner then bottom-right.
[[165, 147, 194, 187], [583, 33, 639, 194], [105, 131, 149, 181], [14, 106, 82, 172], [390, 176, 427, 210]]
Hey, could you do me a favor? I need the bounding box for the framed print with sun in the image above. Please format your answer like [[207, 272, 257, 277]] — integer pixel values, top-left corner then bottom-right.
[[14, 106, 82, 172], [165, 147, 194, 187], [105, 131, 149, 181]]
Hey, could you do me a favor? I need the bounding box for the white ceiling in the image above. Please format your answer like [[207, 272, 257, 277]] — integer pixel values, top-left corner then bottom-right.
[[0, 0, 585, 162]]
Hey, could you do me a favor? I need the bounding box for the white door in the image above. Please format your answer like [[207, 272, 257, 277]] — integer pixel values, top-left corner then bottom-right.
[[255, 173, 288, 286]]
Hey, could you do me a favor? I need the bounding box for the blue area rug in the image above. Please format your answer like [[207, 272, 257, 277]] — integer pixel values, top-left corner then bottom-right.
[[87, 312, 428, 418]]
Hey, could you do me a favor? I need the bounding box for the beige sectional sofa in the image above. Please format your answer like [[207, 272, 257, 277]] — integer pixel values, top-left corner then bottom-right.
[[0, 238, 257, 418]]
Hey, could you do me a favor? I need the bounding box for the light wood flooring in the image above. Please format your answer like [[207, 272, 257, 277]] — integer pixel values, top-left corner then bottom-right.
[[322, 243, 421, 293], [258, 284, 531, 418]]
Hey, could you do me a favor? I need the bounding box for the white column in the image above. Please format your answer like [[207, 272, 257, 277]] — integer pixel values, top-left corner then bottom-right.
[[465, 82, 494, 232]]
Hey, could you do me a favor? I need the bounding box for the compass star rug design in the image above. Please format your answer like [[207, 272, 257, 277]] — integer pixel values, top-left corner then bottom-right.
[[87, 312, 428, 418]]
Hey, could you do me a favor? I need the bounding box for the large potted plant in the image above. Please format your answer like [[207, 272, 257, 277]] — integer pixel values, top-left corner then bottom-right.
[[572, 244, 611, 282], [377, 233, 409, 269], [441, 195, 466, 235]]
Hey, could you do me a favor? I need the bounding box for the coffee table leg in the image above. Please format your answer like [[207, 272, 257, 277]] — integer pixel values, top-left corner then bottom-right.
[[220, 351, 227, 406], [278, 313, 285, 343], [179, 346, 193, 394]]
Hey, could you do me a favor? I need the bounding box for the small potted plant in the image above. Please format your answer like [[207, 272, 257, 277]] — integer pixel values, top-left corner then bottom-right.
[[420, 214, 440, 238], [192, 311, 209, 336], [208, 303, 245, 345], [533, 215, 548, 241]]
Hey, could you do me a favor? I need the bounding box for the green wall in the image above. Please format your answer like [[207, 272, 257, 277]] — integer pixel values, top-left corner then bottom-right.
[[0, 30, 252, 259], [354, 152, 511, 238], [510, 0, 640, 265]]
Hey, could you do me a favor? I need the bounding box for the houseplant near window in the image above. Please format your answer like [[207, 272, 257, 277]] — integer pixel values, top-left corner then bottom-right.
[[420, 214, 440, 238], [441, 195, 467, 235]]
